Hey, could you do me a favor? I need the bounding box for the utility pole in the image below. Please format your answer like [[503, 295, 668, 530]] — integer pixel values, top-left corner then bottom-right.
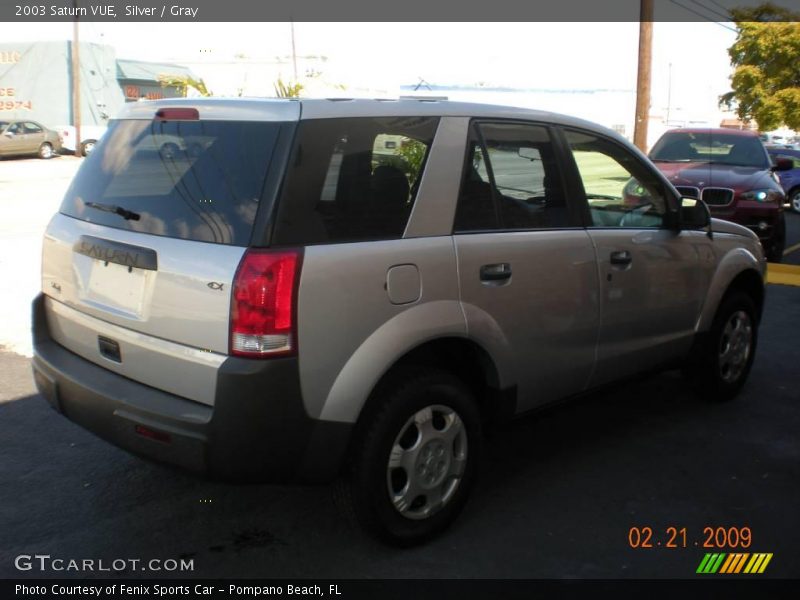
[[666, 62, 672, 126], [71, 0, 81, 157], [290, 21, 298, 83], [633, 0, 653, 152]]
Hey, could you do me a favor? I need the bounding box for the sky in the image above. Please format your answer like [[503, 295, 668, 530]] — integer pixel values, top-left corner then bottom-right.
[[4, 21, 738, 122]]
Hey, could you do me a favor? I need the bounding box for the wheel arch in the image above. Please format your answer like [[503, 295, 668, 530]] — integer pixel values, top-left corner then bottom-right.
[[697, 250, 765, 333], [351, 336, 516, 439]]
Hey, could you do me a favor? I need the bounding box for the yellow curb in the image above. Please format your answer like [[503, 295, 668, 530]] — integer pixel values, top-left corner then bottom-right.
[[767, 263, 800, 287]]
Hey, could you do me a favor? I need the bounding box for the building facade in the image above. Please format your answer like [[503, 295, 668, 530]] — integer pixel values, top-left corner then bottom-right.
[[0, 41, 194, 128]]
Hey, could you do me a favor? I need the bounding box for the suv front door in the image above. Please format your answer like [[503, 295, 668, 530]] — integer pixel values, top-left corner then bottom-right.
[[454, 121, 600, 412], [561, 128, 713, 387]]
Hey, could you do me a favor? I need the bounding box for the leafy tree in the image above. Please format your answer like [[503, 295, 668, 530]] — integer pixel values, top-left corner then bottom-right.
[[720, 4, 800, 131], [157, 75, 212, 97], [274, 76, 304, 98], [396, 139, 427, 182]]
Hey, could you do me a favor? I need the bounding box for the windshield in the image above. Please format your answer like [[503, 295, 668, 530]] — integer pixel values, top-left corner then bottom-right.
[[650, 131, 770, 168], [60, 119, 288, 246]]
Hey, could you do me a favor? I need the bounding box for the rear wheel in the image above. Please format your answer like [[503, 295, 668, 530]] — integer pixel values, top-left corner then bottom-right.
[[38, 143, 54, 159], [686, 291, 758, 402], [337, 368, 481, 546], [80, 140, 96, 156]]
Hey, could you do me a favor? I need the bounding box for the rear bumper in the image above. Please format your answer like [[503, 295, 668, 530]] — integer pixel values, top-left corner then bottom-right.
[[31, 294, 351, 483]]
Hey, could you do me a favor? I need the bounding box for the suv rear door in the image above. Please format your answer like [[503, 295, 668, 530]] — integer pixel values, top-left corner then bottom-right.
[[40, 101, 298, 406], [453, 120, 600, 412]]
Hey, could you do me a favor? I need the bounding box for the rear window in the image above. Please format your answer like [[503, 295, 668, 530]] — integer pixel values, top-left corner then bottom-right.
[[272, 116, 439, 245], [60, 119, 286, 246]]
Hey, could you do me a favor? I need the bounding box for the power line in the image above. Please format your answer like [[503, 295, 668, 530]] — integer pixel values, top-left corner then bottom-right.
[[668, 0, 738, 32], [688, 0, 731, 22], [705, 0, 733, 14]]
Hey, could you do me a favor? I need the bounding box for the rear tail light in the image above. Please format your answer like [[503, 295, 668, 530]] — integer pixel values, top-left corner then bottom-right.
[[230, 249, 302, 357]]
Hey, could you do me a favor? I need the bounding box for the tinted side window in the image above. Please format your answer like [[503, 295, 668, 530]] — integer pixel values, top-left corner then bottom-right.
[[273, 117, 439, 245], [454, 122, 570, 232], [565, 129, 668, 229], [24, 122, 42, 134]]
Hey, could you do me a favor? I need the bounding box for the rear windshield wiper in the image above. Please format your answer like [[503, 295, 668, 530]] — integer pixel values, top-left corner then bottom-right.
[[83, 201, 141, 221]]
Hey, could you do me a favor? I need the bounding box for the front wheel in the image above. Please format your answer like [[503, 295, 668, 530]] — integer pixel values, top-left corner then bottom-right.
[[685, 291, 758, 402], [337, 368, 481, 546], [764, 215, 786, 263]]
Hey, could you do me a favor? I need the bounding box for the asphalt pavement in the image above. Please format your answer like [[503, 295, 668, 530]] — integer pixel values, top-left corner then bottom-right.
[[784, 210, 800, 265], [1, 282, 798, 580], [1, 163, 798, 580]]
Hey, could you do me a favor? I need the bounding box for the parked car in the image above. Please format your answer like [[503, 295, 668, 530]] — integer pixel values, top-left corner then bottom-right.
[[650, 128, 791, 262], [33, 99, 767, 545], [0, 119, 62, 159], [58, 125, 107, 156], [766, 147, 800, 213]]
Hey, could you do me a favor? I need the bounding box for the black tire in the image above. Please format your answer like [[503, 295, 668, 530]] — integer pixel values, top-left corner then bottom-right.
[[81, 140, 96, 156], [685, 291, 758, 402], [765, 214, 786, 263], [337, 367, 481, 546], [38, 142, 54, 159]]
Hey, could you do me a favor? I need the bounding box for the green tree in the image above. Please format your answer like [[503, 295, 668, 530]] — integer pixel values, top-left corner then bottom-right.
[[157, 75, 212, 97], [274, 76, 304, 98], [720, 4, 800, 131], [396, 139, 427, 182]]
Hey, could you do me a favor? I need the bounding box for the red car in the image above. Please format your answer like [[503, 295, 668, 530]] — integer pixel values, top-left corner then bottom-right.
[[649, 128, 790, 262]]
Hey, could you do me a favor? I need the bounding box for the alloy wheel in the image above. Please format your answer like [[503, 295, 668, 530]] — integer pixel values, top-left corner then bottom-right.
[[386, 404, 468, 521], [718, 310, 753, 384]]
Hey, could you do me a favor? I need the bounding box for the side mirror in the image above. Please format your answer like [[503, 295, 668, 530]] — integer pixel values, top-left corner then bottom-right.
[[681, 197, 711, 232], [771, 157, 793, 172], [3, 131, 13, 138]]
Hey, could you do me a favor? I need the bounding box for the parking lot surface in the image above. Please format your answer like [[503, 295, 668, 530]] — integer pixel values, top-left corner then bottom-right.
[[1, 157, 799, 579]]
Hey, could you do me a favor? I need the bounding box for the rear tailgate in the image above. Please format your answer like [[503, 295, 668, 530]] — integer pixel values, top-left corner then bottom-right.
[[40, 100, 298, 406]]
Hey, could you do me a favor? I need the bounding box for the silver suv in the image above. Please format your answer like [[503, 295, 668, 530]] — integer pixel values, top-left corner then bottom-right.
[[32, 99, 766, 545]]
